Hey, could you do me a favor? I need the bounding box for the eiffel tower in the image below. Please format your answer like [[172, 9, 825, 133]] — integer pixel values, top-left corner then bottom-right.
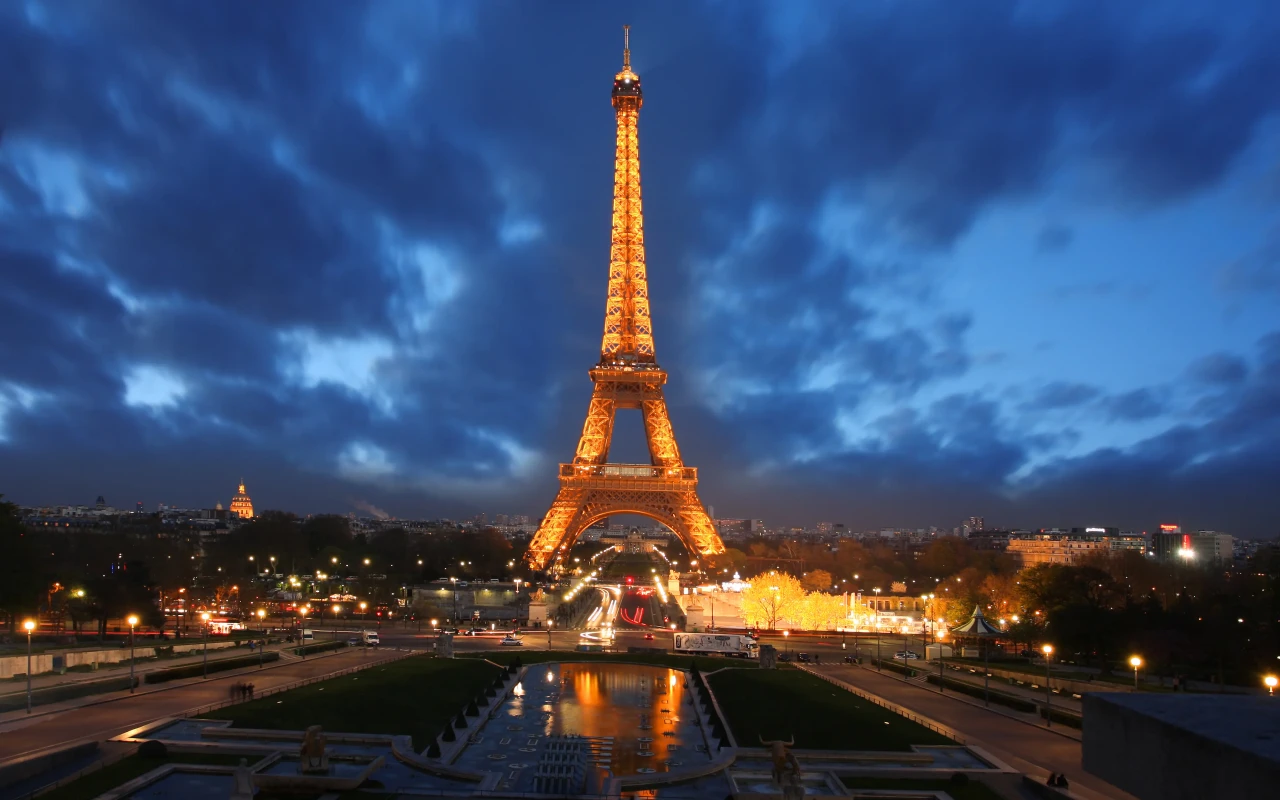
[[525, 27, 726, 573]]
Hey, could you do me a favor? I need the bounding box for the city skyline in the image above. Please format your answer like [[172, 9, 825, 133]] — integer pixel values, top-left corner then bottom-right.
[[4, 2, 1280, 536]]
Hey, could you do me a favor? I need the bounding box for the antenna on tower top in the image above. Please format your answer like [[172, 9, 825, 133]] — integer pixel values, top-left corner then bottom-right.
[[623, 25, 631, 69]]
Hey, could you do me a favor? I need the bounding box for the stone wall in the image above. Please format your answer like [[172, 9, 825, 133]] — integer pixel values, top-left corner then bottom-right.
[[0, 640, 239, 678]]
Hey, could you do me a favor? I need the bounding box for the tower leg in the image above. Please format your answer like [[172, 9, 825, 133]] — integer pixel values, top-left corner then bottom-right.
[[640, 390, 682, 467], [674, 491, 725, 562], [528, 486, 588, 571], [574, 392, 617, 465]]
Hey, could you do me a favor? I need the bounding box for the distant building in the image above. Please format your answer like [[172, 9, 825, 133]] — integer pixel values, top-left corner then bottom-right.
[[95, 495, 106, 510], [816, 521, 833, 533], [962, 516, 985, 535], [230, 480, 254, 519], [714, 518, 764, 536], [1152, 530, 1233, 564], [1008, 528, 1146, 567]]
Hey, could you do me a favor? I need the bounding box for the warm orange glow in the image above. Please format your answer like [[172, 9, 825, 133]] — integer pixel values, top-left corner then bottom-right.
[[230, 479, 254, 519], [1129, 656, 1142, 669], [524, 27, 725, 572], [1042, 644, 1054, 655], [22, 619, 35, 632], [127, 615, 139, 627]]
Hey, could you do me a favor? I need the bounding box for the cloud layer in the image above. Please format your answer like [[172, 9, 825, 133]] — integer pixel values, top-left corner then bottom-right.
[[2, 1, 1280, 536]]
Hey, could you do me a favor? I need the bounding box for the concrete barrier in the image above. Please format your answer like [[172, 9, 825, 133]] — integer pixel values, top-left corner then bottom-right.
[[0, 642, 241, 679]]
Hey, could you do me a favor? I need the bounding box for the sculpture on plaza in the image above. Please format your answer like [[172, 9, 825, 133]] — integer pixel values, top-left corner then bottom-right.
[[759, 735, 803, 799], [230, 758, 255, 799], [299, 725, 330, 774]]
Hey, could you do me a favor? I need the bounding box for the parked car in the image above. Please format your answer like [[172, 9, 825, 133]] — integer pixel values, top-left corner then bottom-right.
[[440, 627, 460, 635], [500, 636, 523, 646], [346, 638, 360, 646], [797, 652, 812, 663]]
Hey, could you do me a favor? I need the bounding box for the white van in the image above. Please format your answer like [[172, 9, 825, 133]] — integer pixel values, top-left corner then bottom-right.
[[301, 628, 314, 643], [362, 631, 380, 647]]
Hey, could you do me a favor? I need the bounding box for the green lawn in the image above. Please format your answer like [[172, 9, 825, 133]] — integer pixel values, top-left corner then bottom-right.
[[465, 650, 774, 673], [709, 669, 953, 751], [39, 752, 251, 800], [204, 655, 500, 749], [838, 777, 1005, 800]]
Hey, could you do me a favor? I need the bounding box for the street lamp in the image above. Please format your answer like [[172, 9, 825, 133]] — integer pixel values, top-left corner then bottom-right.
[[670, 622, 678, 651], [783, 629, 790, 657], [1265, 675, 1278, 696], [257, 610, 267, 668], [547, 619, 554, 649], [332, 604, 341, 629], [200, 612, 211, 679], [450, 577, 458, 623], [1129, 656, 1143, 689], [127, 615, 139, 693], [360, 601, 368, 625], [299, 606, 309, 659], [23, 619, 35, 714], [1042, 644, 1054, 727]]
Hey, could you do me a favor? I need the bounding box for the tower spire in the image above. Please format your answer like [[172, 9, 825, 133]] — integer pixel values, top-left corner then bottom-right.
[[623, 24, 630, 69]]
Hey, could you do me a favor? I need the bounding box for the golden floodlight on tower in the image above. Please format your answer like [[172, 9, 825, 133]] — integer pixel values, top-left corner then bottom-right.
[[524, 26, 725, 573]]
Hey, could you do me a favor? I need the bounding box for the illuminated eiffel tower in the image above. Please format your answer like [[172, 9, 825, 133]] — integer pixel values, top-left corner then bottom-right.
[[525, 27, 726, 573]]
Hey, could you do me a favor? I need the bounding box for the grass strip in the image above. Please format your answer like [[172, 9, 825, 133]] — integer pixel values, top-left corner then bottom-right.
[[145, 652, 280, 683], [708, 669, 952, 751], [203, 656, 500, 750]]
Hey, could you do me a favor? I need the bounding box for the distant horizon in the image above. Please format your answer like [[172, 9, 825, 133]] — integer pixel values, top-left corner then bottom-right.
[[4, 3, 1280, 538]]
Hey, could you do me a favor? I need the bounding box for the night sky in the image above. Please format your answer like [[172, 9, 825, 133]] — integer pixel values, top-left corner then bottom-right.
[[3, 2, 1280, 536]]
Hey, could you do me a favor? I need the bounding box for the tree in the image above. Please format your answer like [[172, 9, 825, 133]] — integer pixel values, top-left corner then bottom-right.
[[741, 571, 804, 630], [793, 591, 848, 631], [0, 495, 43, 632], [801, 569, 834, 593]]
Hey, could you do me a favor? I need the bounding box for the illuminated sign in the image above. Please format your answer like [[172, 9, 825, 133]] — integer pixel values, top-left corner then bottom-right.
[[1159, 524, 1179, 532], [1085, 527, 1105, 533]]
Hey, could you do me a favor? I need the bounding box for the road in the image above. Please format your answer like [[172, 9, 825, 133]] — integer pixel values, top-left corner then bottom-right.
[[808, 664, 1134, 800], [0, 648, 403, 762]]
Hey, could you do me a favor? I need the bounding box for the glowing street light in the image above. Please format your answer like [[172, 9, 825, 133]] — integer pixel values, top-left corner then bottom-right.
[[1129, 656, 1143, 689], [298, 606, 310, 659], [127, 615, 139, 693], [1265, 675, 1278, 696], [201, 612, 211, 679], [23, 619, 35, 714], [1042, 644, 1054, 727]]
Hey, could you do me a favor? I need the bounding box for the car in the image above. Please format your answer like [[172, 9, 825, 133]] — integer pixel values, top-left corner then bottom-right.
[[440, 627, 460, 635], [463, 628, 486, 636], [643, 633, 654, 640], [746, 630, 760, 640], [487, 578, 500, 583], [457, 581, 470, 588], [892, 650, 921, 661], [500, 636, 523, 646], [797, 652, 812, 663], [346, 638, 360, 646]]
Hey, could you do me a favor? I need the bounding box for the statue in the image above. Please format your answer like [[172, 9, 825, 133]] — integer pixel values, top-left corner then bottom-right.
[[759, 735, 803, 799], [759, 643, 779, 669], [230, 758, 254, 799], [437, 631, 454, 659], [299, 725, 330, 774]]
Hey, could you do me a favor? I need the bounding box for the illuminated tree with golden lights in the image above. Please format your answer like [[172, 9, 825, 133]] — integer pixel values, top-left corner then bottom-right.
[[741, 571, 804, 630], [794, 591, 849, 631]]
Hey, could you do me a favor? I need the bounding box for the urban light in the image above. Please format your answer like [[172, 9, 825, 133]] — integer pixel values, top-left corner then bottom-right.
[[23, 619, 36, 714], [1265, 675, 1278, 696], [1042, 644, 1054, 727], [200, 612, 211, 679], [1129, 655, 1143, 689], [126, 615, 140, 692]]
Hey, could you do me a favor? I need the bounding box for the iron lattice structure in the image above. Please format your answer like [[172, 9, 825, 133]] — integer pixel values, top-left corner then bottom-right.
[[525, 28, 726, 573]]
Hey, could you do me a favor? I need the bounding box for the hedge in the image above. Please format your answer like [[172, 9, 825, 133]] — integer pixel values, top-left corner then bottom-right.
[[145, 652, 280, 684], [1038, 705, 1083, 728], [291, 640, 346, 656], [924, 673, 1038, 713], [0, 674, 138, 713]]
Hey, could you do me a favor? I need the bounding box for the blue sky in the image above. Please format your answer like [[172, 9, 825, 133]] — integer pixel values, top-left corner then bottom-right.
[[2, 1, 1279, 535]]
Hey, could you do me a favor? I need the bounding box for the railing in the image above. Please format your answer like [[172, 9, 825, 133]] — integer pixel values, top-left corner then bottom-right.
[[797, 665, 967, 744], [559, 463, 697, 481]]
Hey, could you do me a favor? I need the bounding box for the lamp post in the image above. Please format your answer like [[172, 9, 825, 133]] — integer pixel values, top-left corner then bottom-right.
[[547, 619, 554, 649], [450, 577, 458, 623], [1265, 675, 1277, 697], [23, 619, 35, 714], [1129, 656, 1143, 690], [332, 604, 341, 632], [200, 612, 211, 678], [299, 607, 309, 659], [127, 615, 139, 693], [670, 622, 678, 652], [359, 601, 367, 626], [783, 629, 790, 658], [257, 609, 267, 668], [1042, 644, 1054, 727]]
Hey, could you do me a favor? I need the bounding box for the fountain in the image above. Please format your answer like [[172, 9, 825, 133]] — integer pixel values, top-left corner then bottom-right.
[[298, 725, 330, 774]]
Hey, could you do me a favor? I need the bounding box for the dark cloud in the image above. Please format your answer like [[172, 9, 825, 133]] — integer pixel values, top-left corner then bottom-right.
[[1023, 382, 1101, 411], [1037, 224, 1074, 253], [2, 1, 1280, 536], [1102, 388, 1165, 422], [1187, 353, 1249, 385]]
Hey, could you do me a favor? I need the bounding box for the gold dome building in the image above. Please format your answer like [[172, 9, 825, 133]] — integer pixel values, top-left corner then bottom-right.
[[230, 480, 254, 519]]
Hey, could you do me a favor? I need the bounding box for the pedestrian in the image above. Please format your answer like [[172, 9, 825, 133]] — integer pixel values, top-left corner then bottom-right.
[[1058, 775, 1069, 789], [248, 683, 255, 700], [1046, 773, 1057, 786], [814, 653, 820, 664]]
